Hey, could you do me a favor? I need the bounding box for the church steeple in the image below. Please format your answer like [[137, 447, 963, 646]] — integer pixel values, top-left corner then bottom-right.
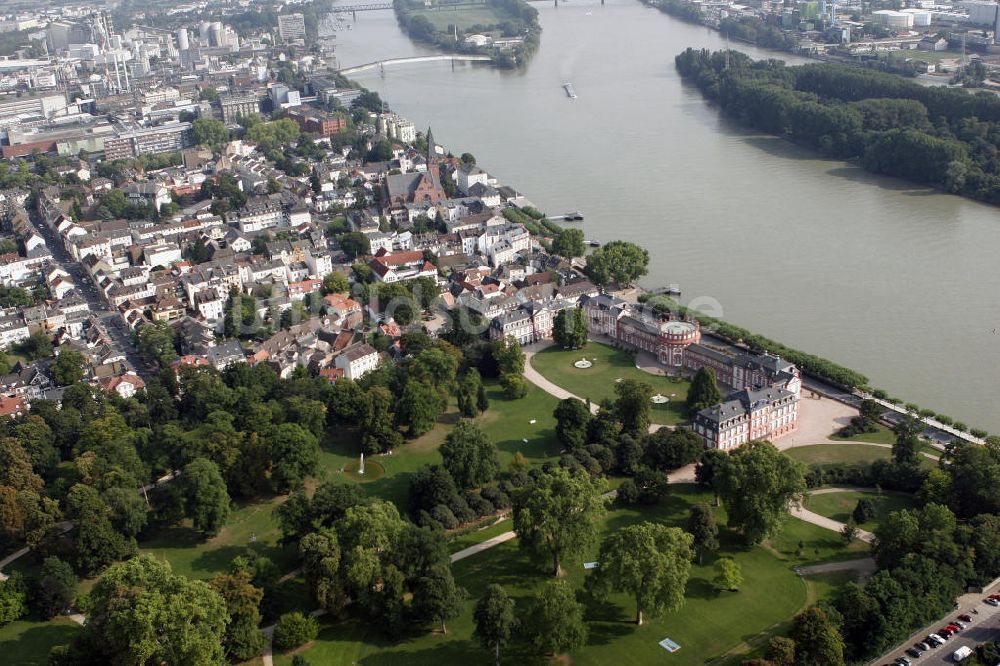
[[425, 126, 436, 165]]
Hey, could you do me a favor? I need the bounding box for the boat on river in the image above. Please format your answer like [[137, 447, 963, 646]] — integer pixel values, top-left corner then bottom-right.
[[563, 82, 577, 99]]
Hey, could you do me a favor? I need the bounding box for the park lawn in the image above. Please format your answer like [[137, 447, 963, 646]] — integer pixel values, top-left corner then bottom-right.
[[0, 616, 81, 666], [804, 489, 918, 531], [763, 513, 869, 565], [803, 569, 862, 603], [831, 423, 896, 445], [139, 494, 296, 581], [786, 443, 893, 466], [447, 517, 512, 554], [530, 342, 692, 425], [275, 485, 876, 666], [407, 3, 514, 32]]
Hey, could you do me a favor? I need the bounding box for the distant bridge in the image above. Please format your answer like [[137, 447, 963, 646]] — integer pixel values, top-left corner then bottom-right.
[[328, 2, 394, 12], [338, 54, 493, 74]]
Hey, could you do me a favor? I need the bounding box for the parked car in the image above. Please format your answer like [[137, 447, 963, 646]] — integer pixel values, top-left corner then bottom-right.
[[953, 645, 973, 662], [957, 614, 972, 622], [938, 628, 953, 638], [895, 657, 912, 666], [986, 598, 1000, 606], [916, 642, 931, 651], [906, 648, 922, 658], [928, 634, 946, 647]]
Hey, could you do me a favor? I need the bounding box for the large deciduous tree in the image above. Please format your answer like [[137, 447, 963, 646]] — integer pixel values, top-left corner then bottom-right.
[[55, 556, 229, 665], [553, 308, 589, 349], [686, 503, 719, 564], [269, 423, 319, 492], [439, 420, 499, 490], [554, 397, 592, 451], [615, 377, 652, 435], [588, 522, 693, 625], [180, 457, 230, 535], [512, 468, 607, 576], [209, 570, 266, 661], [644, 428, 705, 471], [551, 228, 585, 258], [717, 440, 806, 544], [583, 240, 649, 286], [789, 606, 845, 666], [523, 580, 587, 656], [474, 584, 517, 666]]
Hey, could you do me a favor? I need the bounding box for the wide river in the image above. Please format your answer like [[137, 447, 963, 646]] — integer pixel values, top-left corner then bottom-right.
[[328, 0, 1000, 432]]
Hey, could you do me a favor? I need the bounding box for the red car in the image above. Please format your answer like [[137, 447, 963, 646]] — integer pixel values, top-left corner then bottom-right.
[[989, 594, 1000, 600], [958, 614, 973, 622], [938, 628, 953, 638]]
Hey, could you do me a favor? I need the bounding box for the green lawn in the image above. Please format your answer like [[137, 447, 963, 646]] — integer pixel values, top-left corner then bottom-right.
[[831, 423, 896, 445], [448, 518, 512, 554], [530, 342, 692, 426], [763, 512, 869, 565], [0, 616, 81, 666], [804, 570, 861, 603], [407, 2, 513, 32], [139, 494, 296, 582], [804, 489, 918, 531], [786, 443, 893, 466], [274, 485, 866, 666]]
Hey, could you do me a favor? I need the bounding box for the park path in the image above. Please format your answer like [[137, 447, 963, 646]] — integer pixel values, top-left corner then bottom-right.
[[795, 557, 877, 578], [791, 486, 877, 544], [450, 531, 517, 563]]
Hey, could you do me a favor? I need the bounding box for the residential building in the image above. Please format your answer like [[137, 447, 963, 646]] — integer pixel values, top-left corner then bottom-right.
[[335, 343, 379, 380]]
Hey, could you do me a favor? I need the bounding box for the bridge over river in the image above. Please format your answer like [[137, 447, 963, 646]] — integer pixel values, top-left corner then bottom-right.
[[338, 54, 493, 74]]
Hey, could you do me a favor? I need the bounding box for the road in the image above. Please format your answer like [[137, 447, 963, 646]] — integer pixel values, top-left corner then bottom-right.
[[30, 208, 150, 378], [870, 587, 1000, 666]]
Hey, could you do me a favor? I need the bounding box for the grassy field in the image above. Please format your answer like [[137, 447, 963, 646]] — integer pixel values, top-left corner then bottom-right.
[[448, 517, 512, 554], [407, 3, 514, 32], [804, 489, 918, 531], [0, 616, 81, 666], [530, 342, 692, 425], [786, 443, 893, 466], [831, 423, 896, 445], [273, 485, 867, 666]]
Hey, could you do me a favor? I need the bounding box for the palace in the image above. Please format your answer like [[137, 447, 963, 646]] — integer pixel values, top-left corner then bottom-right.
[[580, 293, 800, 449]]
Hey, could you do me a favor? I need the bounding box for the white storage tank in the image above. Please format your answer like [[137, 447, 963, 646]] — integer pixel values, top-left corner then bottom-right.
[[901, 8, 932, 26], [872, 9, 915, 29]]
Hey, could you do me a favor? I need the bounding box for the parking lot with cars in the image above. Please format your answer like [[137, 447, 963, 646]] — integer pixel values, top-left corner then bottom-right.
[[872, 589, 1000, 665]]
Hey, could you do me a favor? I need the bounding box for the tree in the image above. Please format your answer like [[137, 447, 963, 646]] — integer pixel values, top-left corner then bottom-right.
[[65, 483, 136, 575], [272, 611, 319, 652], [412, 564, 464, 633], [645, 428, 704, 471], [688, 367, 723, 414], [713, 557, 743, 591], [476, 382, 489, 413], [584, 240, 649, 286], [842, 518, 859, 544], [35, 556, 76, 619], [323, 271, 349, 294], [892, 418, 920, 465], [398, 380, 442, 436], [299, 528, 345, 613], [686, 503, 719, 564], [788, 606, 845, 666], [180, 458, 231, 535], [51, 350, 85, 386], [523, 580, 587, 656], [137, 321, 177, 367], [440, 420, 499, 489], [18, 330, 52, 360], [474, 584, 516, 666], [269, 423, 320, 492], [852, 498, 876, 524], [615, 377, 652, 435], [361, 386, 403, 453], [191, 118, 230, 150], [500, 372, 528, 399], [589, 522, 693, 625], [553, 308, 589, 349], [0, 574, 26, 626], [766, 636, 797, 666], [209, 570, 265, 661], [554, 397, 591, 450], [551, 228, 585, 258], [338, 231, 369, 258], [512, 468, 607, 576], [717, 440, 806, 544], [59, 556, 228, 665], [695, 448, 729, 506]]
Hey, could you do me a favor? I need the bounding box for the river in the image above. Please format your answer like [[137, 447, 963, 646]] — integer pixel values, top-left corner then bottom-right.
[[327, 0, 1000, 432]]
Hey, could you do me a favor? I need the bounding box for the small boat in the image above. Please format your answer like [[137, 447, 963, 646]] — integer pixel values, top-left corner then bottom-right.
[[587, 240, 600, 247], [562, 82, 577, 99], [563, 211, 584, 221]]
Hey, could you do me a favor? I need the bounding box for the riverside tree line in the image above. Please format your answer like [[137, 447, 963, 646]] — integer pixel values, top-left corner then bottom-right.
[[675, 48, 1000, 207]]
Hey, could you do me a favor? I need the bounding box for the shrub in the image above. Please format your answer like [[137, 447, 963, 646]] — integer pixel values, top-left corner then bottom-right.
[[272, 612, 318, 652]]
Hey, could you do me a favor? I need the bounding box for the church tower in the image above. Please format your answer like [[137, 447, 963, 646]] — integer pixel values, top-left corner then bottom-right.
[[426, 126, 436, 165]]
